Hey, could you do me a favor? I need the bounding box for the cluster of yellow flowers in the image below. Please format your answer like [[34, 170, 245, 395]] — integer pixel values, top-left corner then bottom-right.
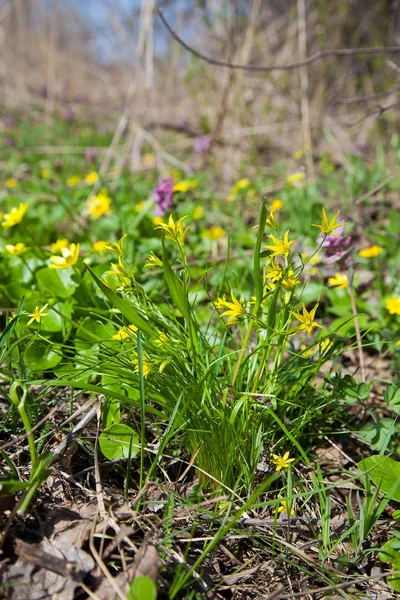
[[386, 297, 400, 316], [49, 243, 80, 269], [173, 179, 198, 193], [214, 209, 350, 339], [86, 191, 111, 220], [1, 203, 28, 229], [156, 214, 189, 246], [228, 178, 251, 202]]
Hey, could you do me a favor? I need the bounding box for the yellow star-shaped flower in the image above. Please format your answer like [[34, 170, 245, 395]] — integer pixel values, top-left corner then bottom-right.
[[312, 209, 345, 237], [292, 303, 322, 338], [265, 230, 295, 258], [270, 451, 295, 471]]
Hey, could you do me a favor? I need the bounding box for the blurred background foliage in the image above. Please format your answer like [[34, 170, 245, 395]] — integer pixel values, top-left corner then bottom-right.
[[1, 0, 400, 179]]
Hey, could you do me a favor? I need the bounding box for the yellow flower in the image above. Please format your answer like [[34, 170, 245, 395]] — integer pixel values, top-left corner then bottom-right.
[[270, 451, 295, 471], [142, 152, 155, 165], [173, 179, 198, 193], [93, 240, 109, 252], [112, 325, 137, 340], [277, 497, 295, 515], [27, 303, 49, 326], [50, 238, 69, 253], [287, 172, 306, 185], [40, 168, 50, 179], [155, 331, 169, 346], [265, 210, 277, 230], [386, 297, 400, 316], [145, 252, 163, 268], [233, 178, 250, 192], [215, 291, 246, 324], [327, 273, 348, 289], [202, 226, 225, 240], [2, 203, 28, 229], [282, 268, 299, 290], [293, 150, 304, 160], [85, 171, 99, 185], [134, 200, 146, 213], [5, 178, 17, 188], [266, 230, 295, 258], [132, 355, 152, 378], [67, 175, 80, 187], [265, 261, 283, 283], [227, 192, 236, 202], [86, 192, 111, 219], [106, 257, 132, 287], [49, 243, 80, 269], [312, 209, 345, 237], [271, 199, 283, 212], [359, 245, 383, 258], [292, 303, 322, 338], [153, 216, 164, 226], [113, 328, 130, 341], [192, 205, 204, 220], [104, 235, 127, 258], [156, 214, 189, 245], [5, 243, 29, 256]]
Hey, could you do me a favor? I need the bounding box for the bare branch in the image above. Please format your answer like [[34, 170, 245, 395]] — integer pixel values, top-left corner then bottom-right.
[[351, 99, 400, 126], [158, 9, 400, 73], [338, 85, 400, 104]]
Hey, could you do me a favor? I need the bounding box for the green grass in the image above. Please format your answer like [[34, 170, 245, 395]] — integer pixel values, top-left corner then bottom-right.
[[1, 114, 400, 597]]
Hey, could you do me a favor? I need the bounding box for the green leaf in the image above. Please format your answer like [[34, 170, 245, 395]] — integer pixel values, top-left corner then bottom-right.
[[24, 343, 62, 371], [379, 538, 400, 592], [358, 455, 400, 501], [102, 397, 120, 428], [253, 199, 267, 312], [36, 267, 78, 298], [127, 576, 157, 600], [86, 266, 154, 337], [99, 424, 139, 460], [384, 384, 400, 414], [161, 242, 186, 318], [359, 419, 397, 452], [75, 317, 116, 353], [0, 479, 29, 494]]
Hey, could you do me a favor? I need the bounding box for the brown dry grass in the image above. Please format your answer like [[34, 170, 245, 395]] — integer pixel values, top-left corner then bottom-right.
[[1, 1, 400, 180]]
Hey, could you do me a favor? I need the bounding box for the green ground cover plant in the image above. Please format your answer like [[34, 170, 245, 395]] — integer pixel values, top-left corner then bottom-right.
[[2, 115, 400, 598]]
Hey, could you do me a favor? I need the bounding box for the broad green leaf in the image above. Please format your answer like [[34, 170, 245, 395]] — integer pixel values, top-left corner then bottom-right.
[[102, 397, 120, 428], [360, 419, 397, 452], [86, 266, 154, 337], [379, 538, 400, 592], [127, 576, 157, 600], [358, 455, 400, 501], [99, 424, 139, 460], [75, 317, 116, 353], [24, 343, 62, 371], [36, 267, 78, 298]]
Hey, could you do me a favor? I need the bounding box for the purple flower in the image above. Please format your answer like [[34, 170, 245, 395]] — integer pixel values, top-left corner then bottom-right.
[[354, 142, 367, 154], [193, 135, 212, 153], [3, 115, 15, 128], [318, 230, 352, 267], [85, 147, 98, 163], [39, 83, 48, 99], [62, 107, 75, 122], [152, 177, 174, 216]]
